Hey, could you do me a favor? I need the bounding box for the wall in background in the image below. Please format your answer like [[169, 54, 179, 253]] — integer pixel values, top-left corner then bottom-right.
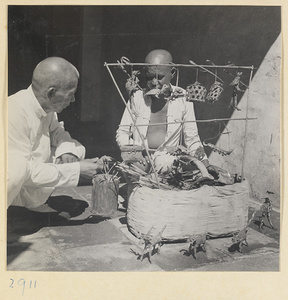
[[209, 35, 281, 208], [8, 6, 281, 203]]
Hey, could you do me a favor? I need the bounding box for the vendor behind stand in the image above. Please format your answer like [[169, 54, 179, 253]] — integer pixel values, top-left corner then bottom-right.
[[116, 49, 218, 177], [8, 57, 111, 214]]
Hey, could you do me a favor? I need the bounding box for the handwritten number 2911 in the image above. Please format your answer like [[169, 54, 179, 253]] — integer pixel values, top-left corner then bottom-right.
[[9, 278, 37, 296]]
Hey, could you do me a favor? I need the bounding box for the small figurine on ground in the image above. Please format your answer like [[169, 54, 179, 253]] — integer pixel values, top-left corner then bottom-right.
[[185, 234, 207, 259], [231, 211, 256, 253], [258, 197, 277, 231], [139, 225, 167, 263], [180, 234, 207, 259]]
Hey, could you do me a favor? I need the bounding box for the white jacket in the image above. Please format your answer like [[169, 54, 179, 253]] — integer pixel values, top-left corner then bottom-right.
[[8, 85, 85, 208], [116, 86, 207, 160]]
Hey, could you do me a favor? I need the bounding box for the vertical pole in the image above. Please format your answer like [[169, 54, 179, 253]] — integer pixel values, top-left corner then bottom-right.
[[241, 66, 254, 180], [176, 68, 179, 87], [104, 63, 160, 188]]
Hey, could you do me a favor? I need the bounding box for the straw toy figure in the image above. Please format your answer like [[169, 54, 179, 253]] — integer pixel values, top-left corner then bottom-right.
[[258, 197, 277, 231], [185, 234, 207, 259], [139, 225, 167, 263], [230, 211, 256, 253], [228, 71, 246, 111]]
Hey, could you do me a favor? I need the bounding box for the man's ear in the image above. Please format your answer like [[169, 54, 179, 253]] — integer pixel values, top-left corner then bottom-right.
[[47, 87, 56, 99]]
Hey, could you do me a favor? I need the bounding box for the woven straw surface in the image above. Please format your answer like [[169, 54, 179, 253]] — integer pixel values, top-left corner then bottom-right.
[[120, 145, 143, 162], [127, 180, 249, 240]]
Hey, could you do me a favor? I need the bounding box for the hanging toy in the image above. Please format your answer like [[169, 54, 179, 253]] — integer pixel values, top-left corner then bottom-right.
[[125, 70, 141, 97], [228, 71, 246, 111], [186, 68, 207, 102], [206, 81, 224, 103], [117, 56, 142, 97], [205, 60, 224, 103]]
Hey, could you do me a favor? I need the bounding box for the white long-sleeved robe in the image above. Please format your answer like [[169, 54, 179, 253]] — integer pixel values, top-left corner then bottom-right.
[[116, 86, 207, 160], [8, 85, 86, 208]]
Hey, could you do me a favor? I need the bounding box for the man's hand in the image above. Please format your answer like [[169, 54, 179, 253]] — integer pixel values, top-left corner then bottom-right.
[[79, 156, 114, 178], [79, 159, 102, 178], [201, 159, 220, 179], [206, 165, 220, 179], [97, 155, 113, 165], [55, 153, 79, 164]]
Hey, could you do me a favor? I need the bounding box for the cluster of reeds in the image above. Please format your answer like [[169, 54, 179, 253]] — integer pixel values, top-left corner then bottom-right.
[[117, 162, 173, 190], [117, 145, 208, 190], [93, 161, 120, 183]]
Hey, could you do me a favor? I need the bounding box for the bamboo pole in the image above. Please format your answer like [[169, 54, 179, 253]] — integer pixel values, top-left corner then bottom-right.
[[241, 66, 254, 180], [104, 63, 161, 188], [189, 60, 224, 83], [118, 118, 257, 127], [105, 62, 256, 70]]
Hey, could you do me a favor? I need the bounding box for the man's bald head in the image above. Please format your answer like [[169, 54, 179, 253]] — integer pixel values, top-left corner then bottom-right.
[[31, 57, 79, 113], [32, 57, 79, 91], [145, 49, 173, 65]]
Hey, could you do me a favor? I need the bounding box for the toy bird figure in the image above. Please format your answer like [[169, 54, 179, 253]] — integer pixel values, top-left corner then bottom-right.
[[258, 197, 277, 231], [231, 210, 256, 253], [228, 72, 245, 111], [186, 234, 207, 259], [139, 225, 167, 263], [125, 70, 141, 97]]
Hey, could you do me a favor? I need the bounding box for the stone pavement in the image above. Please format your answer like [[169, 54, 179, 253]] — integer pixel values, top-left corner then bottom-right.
[[7, 186, 280, 272]]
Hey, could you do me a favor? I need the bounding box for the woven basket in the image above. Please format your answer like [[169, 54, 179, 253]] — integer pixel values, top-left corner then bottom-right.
[[206, 81, 224, 103], [127, 180, 249, 241], [120, 145, 144, 163], [186, 81, 207, 102]]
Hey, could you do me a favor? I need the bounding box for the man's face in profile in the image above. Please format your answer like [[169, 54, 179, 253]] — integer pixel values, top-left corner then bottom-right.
[[49, 79, 78, 114]]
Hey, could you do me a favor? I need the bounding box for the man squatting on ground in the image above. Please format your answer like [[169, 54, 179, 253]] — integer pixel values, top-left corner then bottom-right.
[[8, 57, 109, 213], [116, 49, 217, 176]]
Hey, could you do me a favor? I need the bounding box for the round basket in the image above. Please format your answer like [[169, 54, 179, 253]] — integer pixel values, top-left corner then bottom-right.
[[127, 180, 249, 241], [206, 81, 224, 103], [186, 81, 207, 103]]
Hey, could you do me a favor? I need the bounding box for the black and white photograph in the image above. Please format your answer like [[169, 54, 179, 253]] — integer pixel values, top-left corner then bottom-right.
[[5, 4, 281, 276]]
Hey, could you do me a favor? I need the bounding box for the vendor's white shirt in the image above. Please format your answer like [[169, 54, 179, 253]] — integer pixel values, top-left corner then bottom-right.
[[8, 85, 85, 208], [116, 86, 207, 160]]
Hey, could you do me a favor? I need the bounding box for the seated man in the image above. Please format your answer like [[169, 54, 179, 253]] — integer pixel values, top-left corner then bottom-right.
[[116, 49, 213, 175], [8, 57, 108, 213]]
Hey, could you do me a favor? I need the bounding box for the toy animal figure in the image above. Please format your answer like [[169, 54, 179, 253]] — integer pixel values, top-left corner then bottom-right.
[[116, 56, 142, 97], [178, 154, 213, 180], [167, 145, 212, 179], [139, 225, 167, 263], [228, 72, 245, 111], [231, 211, 256, 253], [203, 141, 233, 156], [258, 197, 277, 231], [125, 70, 141, 96], [186, 234, 207, 259], [170, 87, 186, 100]]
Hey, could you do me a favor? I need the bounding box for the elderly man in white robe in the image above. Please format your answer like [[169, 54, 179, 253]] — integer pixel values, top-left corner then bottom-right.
[[8, 57, 109, 214]]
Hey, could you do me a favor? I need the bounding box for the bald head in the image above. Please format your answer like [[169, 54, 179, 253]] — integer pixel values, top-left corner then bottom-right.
[[31, 57, 79, 113], [145, 49, 173, 65], [32, 57, 79, 91]]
